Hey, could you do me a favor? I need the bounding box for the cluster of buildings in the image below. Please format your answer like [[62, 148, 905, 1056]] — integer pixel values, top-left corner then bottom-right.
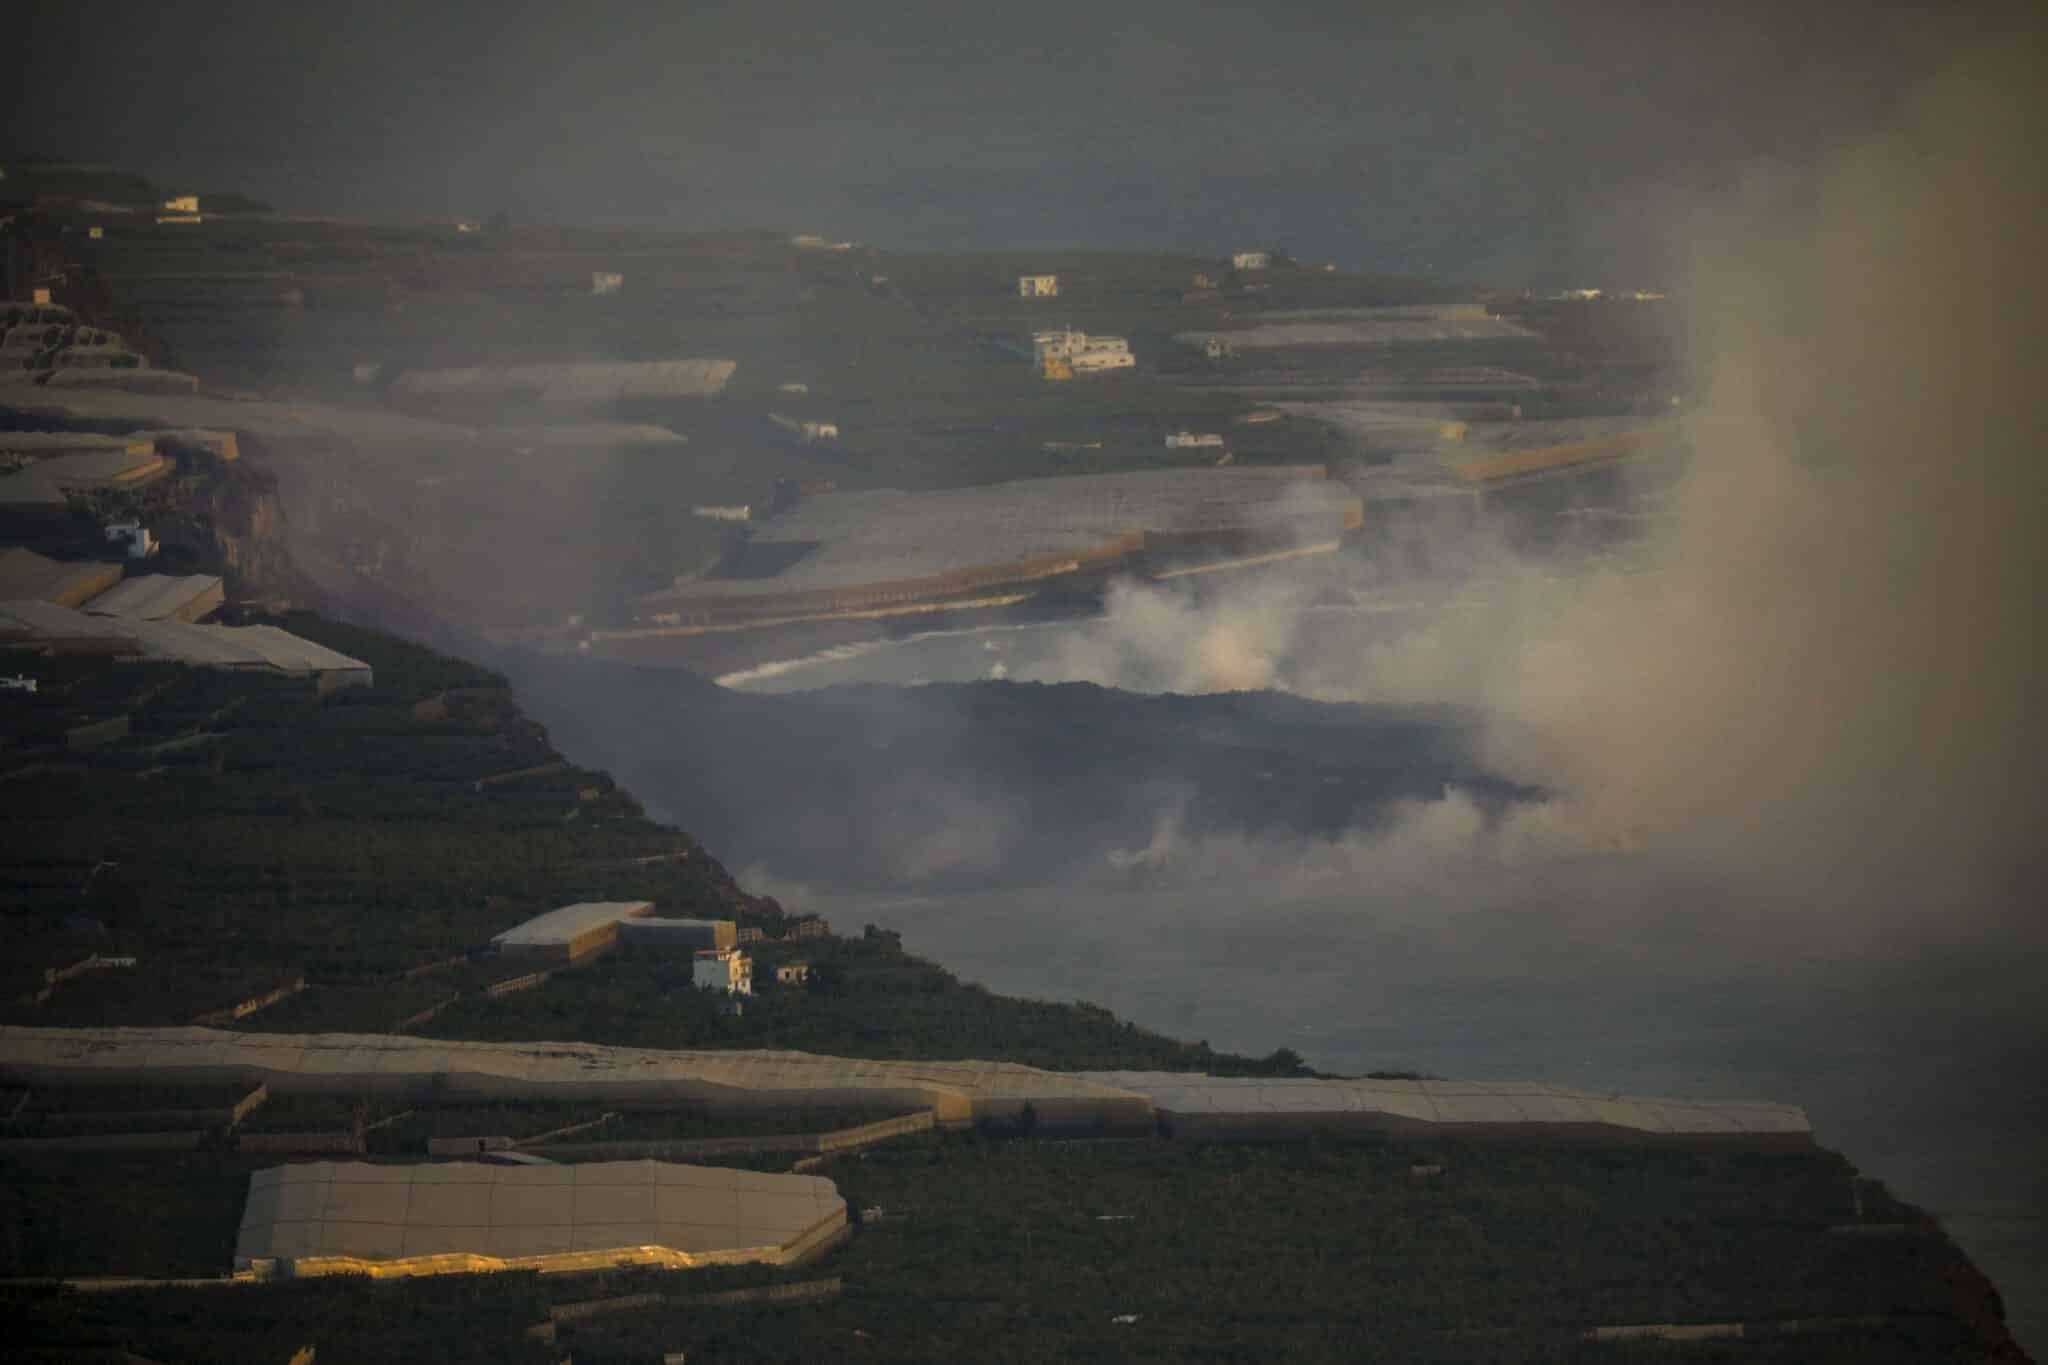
[[1, 299, 148, 375], [1032, 327, 1134, 379], [487, 900, 783, 997]]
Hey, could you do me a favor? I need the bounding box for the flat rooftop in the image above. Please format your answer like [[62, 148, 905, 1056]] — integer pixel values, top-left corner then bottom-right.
[[0, 549, 123, 607], [1180, 304, 1539, 349], [82, 573, 225, 622], [652, 467, 1362, 603], [234, 1159, 844, 1273], [490, 900, 655, 948], [0, 1027, 1814, 1143], [393, 359, 737, 403]]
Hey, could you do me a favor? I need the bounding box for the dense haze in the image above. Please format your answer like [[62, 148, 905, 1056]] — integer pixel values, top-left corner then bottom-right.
[[2, 0, 1961, 282], [12, 0, 2045, 1347], [805, 29, 2048, 924]]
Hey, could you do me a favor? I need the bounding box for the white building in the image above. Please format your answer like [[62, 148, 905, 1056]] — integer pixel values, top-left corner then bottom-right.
[[694, 948, 753, 995], [1231, 251, 1269, 271], [103, 522, 159, 559], [1017, 274, 1059, 298], [1032, 329, 1134, 374], [1164, 432, 1225, 449], [489, 901, 655, 962], [591, 272, 624, 296]]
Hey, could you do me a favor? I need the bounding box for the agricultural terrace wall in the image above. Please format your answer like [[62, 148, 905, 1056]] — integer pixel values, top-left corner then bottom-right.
[[0, 1129, 203, 1152], [540, 1109, 935, 1161], [237, 1130, 366, 1154]]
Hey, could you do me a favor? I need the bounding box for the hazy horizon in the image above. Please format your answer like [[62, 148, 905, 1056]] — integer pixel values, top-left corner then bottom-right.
[[4, 0, 1980, 285]]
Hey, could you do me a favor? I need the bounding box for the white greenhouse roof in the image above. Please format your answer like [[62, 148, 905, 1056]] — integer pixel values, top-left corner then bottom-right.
[[0, 599, 136, 640], [27, 447, 171, 488], [0, 1027, 1811, 1142], [83, 573, 224, 621], [0, 606, 371, 678], [124, 622, 371, 678], [657, 467, 1359, 602], [234, 1160, 842, 1270], [490, 901, 655, 948], [1075, 1073, 1812, 1137], [0, 430, 157, 457], [394, 359, 737, 403]]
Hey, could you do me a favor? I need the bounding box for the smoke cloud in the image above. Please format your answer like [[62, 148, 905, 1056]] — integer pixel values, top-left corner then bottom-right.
[[1001, 28, 2048, 916], [1488, 31, 2048, 911]]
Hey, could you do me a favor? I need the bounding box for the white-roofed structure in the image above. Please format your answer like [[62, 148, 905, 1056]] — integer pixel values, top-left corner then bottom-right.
[[83, 573, 224, 622], [15, 446, 172, 490], [489, 422, 689, 451], [624, 467, 1364, 634], [1074, 1073, 1813, 1143], [393, 359, 737, 403], [0, 431, 158, 459], [0, 598, 135, 651], [490, 901, 655, 961], [0, 1028, 1812, 1145], [1178, 304, 1536, 350], [0, 467, 70, 510], [233, 1159, 846, 1279], [0, 548, 123, 608], [0, 605, 371, 687], [123, 621, 373, 690]]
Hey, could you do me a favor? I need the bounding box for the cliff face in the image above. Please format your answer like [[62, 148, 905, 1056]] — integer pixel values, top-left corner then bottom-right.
[[194, 458, 300, 599]]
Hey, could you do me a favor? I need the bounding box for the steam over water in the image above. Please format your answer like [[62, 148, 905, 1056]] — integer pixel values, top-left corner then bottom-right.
[[720, 32, 2048, 1348]]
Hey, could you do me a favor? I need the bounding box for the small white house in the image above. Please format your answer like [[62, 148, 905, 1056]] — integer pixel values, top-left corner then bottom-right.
[[769, 414, 841, 443], [104, 522, 158, 559], [1164, 432, 1225, 449], [1017, 274, 1059, 298], [694, 948, 754, 996], [1231, 251, 1269, 271]]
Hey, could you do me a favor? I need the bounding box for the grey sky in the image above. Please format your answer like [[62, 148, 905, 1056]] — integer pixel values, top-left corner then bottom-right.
[[7, 0, 1957, 282]]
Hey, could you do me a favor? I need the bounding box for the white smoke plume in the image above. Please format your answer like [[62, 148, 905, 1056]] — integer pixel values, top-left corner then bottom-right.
[[1053, 26, 2048, 914]]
